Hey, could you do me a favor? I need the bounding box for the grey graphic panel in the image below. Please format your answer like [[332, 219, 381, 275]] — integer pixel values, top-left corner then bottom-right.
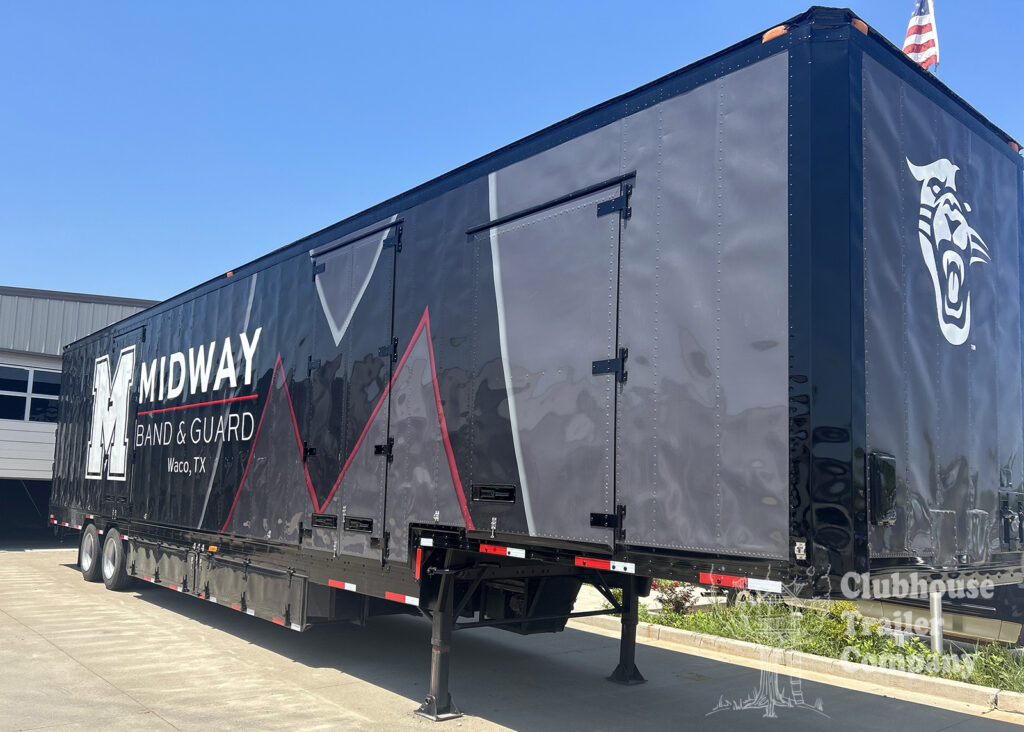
[[616, 53, 790, 558], [490, 122, 623, 219], [385, 319, 469, 562], [482, 185, 622, 543], [863, 54, 1023, 563], [329, 393, 389, 558], [314, 229, 385, 347], [224, 365, 311, 545]]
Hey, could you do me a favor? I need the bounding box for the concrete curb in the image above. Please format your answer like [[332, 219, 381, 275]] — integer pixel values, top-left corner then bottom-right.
[[571, 616, 1020, 715]]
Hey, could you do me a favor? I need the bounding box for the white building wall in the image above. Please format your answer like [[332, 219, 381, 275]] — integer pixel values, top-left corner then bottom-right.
[[0, 420, 56, 480], [0, 350, 62, 480], [0, 287, 155, 484]]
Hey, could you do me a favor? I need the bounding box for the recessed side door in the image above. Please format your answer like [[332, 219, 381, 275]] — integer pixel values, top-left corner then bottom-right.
[[309, 221, 399, 560], [473, 176, 631, 548]]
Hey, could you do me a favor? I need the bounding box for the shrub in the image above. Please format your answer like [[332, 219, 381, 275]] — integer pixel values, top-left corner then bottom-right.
[[651, 579, 697, 614]]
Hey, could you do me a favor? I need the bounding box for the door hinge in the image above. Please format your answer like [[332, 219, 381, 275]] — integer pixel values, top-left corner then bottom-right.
[[591, 504, 627, 542], [378, 337, 398, 362], [308, 357, 321, 376], [383, 225, 403, 252], [312, 262, 326, 280], [596, 183, 632, 220], [302, 441, 317, 461], [374, 437, 395, 463], [592, 347, 628, 383]]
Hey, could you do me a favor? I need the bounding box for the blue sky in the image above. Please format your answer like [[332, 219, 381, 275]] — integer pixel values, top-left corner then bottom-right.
[[2, 2, 1019, 301]]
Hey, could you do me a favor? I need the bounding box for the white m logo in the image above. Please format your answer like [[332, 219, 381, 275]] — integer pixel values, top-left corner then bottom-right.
[[86, 346, 136, 481]]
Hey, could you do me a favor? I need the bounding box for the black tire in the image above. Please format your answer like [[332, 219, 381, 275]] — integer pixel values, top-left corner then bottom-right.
[[101, 531, 131, 590], [78, 524, 102, 582]]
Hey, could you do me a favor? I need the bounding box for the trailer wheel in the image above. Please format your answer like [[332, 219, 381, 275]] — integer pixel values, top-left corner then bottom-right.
[[101, 532, 131, 591], [78, 524, 102, 582]]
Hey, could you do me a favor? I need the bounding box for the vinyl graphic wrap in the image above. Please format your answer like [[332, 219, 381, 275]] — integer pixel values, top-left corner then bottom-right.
[[906, 157, 991, 346], [863, 53, 1024, 563], [50, 11, 1024, 588]]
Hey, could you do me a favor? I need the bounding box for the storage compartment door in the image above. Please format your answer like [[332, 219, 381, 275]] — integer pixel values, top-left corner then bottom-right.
[[474, 180, 626, 546], [307, 222, 399, 560]]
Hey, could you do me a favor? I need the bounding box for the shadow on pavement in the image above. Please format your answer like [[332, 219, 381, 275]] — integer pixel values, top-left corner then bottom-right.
[[0, 523, 70, 552], [124, 580, 1012, 731]]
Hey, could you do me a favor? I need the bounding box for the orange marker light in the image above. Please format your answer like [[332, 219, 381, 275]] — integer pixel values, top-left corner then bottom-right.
[[208, 545, 218, 552], [762, 25, 787, 44]]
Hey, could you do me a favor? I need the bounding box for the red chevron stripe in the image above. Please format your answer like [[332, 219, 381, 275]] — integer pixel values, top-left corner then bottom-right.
[[221, 307, 474, 531]]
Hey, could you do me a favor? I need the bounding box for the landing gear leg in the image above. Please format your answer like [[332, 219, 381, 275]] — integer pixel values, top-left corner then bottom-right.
[[608, 576, 646, 684], [416, 573, 462, 720]]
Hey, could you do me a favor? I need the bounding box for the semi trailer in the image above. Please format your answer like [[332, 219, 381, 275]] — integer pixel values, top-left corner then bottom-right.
[[50, 6, 1024, 719]]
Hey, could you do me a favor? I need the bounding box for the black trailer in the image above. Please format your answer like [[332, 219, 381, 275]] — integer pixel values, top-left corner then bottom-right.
[[50, 6, 1024, 718]]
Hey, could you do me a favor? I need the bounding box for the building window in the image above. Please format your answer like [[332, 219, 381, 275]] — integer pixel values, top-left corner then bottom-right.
[[0, 366, 60, 423]]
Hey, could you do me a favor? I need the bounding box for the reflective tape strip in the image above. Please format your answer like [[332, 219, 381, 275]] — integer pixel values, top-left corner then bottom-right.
[[207, 596, 217, 603], [85, 514, 94, 519], [746, 578, 784, 594], [575, 557, 635, 574], [420, 537, 434, 547], [699, 572, 781, 594], [699, 572, 746, 589], [328, 579, 357, 592], [272, 617, 285, 626], [97, 529, 104, 535], [144, 577, 154, 583], [290, 623, 302, 632], [415, 548, 422, 581], [385, 591, 418, 606], [73, 525, 82, 530], [245, 609, 255, 616], [168, 584, 179, 592], [231, 603, 242, 611], [480, 544, 526, 559], [61, 522, 69, 527], [120, 534, 128, 540]]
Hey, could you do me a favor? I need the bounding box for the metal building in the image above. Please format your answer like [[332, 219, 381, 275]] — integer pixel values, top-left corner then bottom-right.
[[0, 286, 155, 536]]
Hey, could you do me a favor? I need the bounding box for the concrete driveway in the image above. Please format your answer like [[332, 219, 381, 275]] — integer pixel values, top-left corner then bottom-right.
[[0, 545, 1019, 731]]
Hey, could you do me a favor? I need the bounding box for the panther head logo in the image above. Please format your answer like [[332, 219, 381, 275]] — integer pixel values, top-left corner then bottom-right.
[[906, 158, 990, 346]]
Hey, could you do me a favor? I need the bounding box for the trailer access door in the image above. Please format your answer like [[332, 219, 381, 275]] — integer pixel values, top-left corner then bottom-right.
[[308, 221, 400, 560], [476, 175, 633, 547]]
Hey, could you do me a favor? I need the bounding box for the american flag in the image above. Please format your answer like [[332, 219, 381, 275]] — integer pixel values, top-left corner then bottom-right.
[[903, 0, 939, 71]]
